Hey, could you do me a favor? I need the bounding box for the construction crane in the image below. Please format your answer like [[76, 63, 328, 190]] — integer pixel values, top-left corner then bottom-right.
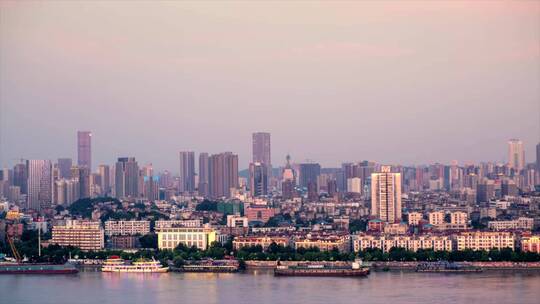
[[6, 234, 22, 263]]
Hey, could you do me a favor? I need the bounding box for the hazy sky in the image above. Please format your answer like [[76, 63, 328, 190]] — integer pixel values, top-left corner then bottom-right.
[[1, 1, 539, 172]]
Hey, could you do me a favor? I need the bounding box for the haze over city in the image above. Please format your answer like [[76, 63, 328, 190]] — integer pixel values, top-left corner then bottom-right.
[[1, 1, 539, 172]]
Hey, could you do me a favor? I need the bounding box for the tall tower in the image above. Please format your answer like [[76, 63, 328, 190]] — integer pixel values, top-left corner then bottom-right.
[[371, 166, 402, 223], [536, 143, 540, 171], [77, 131, 92, 170], [179, 151, 196, 193], [114, 157, 139, 198], [57, 158, 73, 179], [208, 152, 238, 198], [26, 160, 53, 211], [249, 162, 268, 197], [252, 132, 271, 177], [98, 165, 110, 196], [198, 152, 209, 196], [508, 139, 525, 172]]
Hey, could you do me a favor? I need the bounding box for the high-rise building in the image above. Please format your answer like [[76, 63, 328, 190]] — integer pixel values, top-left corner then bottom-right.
[[57, 158, 72, 179], [371, 166, 402, 223], [98, 165, 110, 196], [536, 142, 540, 171], [347, 177, 362, 194], [26, 160, 53, 210], [299, 163, 321, 188], [55, 178, 80, 206], [71, 166, 90, 198], [198, 153, 209, 196], [252, 132, 271, 177], [77, 131, 92, 170], [114, 157, 139, 198], [208, 152, 238, 198], [249, 162, 268, 197], [143, 176, 159, 201], [13, 163, 28, 195], [179, 151, 195, 193], [508, 139, 525, 172]]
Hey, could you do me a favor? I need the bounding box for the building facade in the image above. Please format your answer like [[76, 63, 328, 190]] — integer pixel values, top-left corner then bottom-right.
[[371, 166, 402, 223], [51, 220, 104, 251]]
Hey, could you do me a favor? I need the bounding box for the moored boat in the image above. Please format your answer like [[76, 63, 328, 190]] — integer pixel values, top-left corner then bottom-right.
[[101, 256, 168, 273], [274, 260, 370, 277], [0, 262, 79, 274], [416, 261, 482, 273]]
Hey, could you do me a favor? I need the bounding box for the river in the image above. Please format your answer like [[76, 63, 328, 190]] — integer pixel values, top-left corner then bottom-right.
[[1, 269, 539, 304]]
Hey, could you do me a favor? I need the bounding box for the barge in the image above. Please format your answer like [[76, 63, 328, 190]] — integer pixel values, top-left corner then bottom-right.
[[0, 262, 79, 274], [274, 261, 370, 277], [416, 261, 482, 273]]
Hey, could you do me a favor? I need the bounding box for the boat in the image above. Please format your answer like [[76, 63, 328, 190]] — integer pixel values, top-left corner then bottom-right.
[[0, 262, 79, 274], [415, 261, 483, 273], [101, 256, 168, 273], [274, 260, 370, 277], [176, 259, 239, 273], [0, 221, 79, 275]]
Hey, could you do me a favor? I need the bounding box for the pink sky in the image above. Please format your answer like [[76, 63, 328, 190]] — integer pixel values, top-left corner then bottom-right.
[[1, 1, 539, 171]]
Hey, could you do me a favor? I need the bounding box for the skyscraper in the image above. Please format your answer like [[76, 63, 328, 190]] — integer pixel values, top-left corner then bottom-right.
[[371, 166, 402, 223], [536, 142, 540, 171], [198, 153, 209, 196], [57, 158, 73, 179], [208, 152, 238, 198], [98, 165, 110, 196], [71, 166, 90, 198], [249, 162, 268, 197], [13, 163, 27, 195], [252, 132, 271, 177], [299, 163, 321, 188], [114, 157, 139, 198], [26, 160, 53, 210], [77, 131, 92, 170], [508, 139, 525, 172], [179, 151, 196, 193]]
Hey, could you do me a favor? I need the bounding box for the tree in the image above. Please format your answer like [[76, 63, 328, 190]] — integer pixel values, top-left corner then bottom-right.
[[139, 233, 158, 249]]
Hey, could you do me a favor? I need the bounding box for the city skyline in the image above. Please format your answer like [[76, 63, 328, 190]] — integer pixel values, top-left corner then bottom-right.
[[1, 1, 539, 171]]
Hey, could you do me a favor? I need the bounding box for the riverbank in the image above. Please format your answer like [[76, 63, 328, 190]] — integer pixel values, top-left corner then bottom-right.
[[370, 261, 540, 270]]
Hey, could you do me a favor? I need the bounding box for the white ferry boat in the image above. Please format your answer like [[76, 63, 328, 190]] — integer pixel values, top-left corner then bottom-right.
[[101, 256, 168, 273]]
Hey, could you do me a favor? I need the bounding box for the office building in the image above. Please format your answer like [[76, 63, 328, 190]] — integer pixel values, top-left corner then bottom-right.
[[198, 153, 209, 196], [508, 139, 525, 172], [57, 158, 72, 179], [114, 157, 139, 198], [371, 166, 402, 223], [208, 152, 238, 198], [77, 131, 92, 170], [252, 132, 271, 177], [98, 165, 110, 196], [249, 162, 268, 197], [178, 151, 195, 193], [299, 163, 321, 188], [26, 160, 53, 210]]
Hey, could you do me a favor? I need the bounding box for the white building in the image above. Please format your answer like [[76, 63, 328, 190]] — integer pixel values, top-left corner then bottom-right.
[[371, 166, 402, 223], [104, 220, 150, 236]]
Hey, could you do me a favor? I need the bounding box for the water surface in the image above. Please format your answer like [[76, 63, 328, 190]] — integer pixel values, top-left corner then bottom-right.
[[1, 269, 539, 304]]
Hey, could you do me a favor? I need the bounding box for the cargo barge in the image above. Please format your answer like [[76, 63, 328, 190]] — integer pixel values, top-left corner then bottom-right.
[[274, 261, 370, 277], [175, 260, 239, 273], [416, 261, 482, 273], [0, 262, 79, 274]]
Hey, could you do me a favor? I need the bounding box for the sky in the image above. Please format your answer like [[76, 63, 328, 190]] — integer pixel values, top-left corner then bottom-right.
[[0, 1, 539, 173]]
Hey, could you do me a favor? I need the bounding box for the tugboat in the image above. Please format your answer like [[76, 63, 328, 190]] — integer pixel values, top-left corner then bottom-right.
[[416, 261, 482, 273], [274, 259, 370, 277]]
